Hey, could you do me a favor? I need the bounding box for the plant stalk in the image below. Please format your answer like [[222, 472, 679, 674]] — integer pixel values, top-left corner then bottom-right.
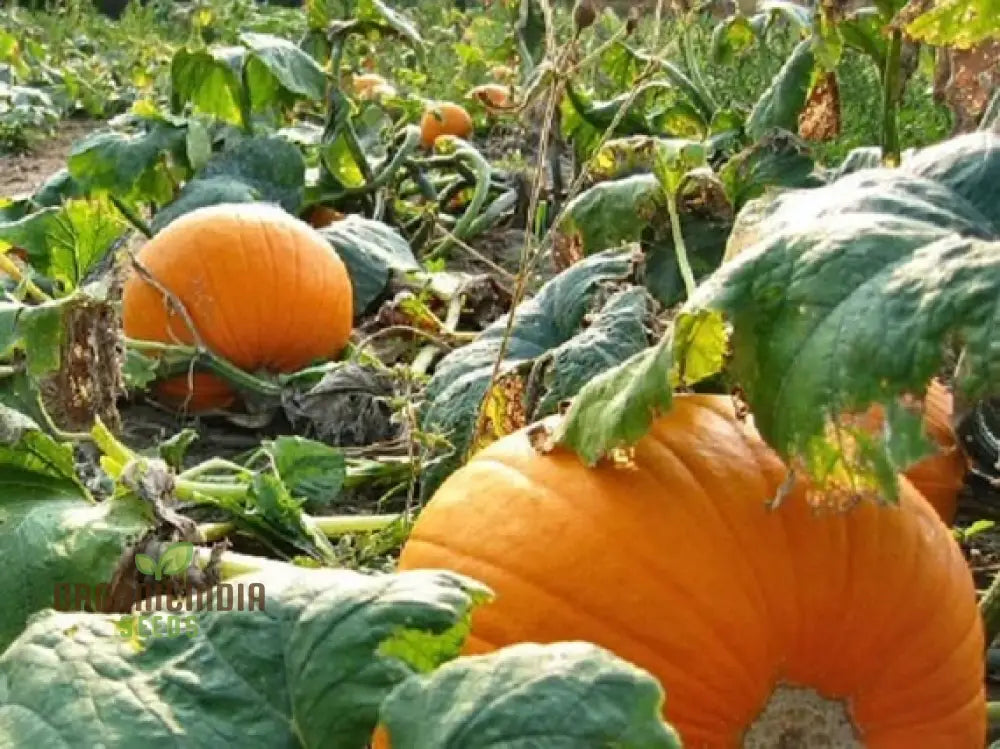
[[665, 192, 696, 299], [880, 29, 903, 167]]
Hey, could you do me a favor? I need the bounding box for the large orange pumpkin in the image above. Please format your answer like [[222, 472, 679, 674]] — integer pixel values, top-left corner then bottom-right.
[[419, 101, 473, 148], [855, 379, 967, 524], [395, 395, 985, 748], [122, 203, 353, 411]]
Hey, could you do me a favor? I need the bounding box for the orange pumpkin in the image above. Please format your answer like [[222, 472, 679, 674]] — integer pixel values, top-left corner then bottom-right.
[[395, 395, 985, 748], [419, 101, 473, 149], [351, 73, 397, 101], [122, 203, 353, 411], [854, 379, 967, 524], [468, 83, 512, 109]]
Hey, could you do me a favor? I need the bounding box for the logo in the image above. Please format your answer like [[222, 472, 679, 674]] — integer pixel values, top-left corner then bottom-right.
[[134, 541, 195, 581], [53, 541, 266, 643]]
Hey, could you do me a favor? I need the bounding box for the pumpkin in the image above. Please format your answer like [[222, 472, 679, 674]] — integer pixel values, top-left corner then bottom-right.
[[396, 395, 985, 747], [122, 202, 353, 411], [351, 73, 397, 101], [468, 83, 512, 109], [855, 379, 967, 524], [419, 101, 473, 149]]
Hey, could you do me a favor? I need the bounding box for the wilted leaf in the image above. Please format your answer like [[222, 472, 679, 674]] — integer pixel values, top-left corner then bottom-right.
[[797, 71, 841, 141], [686, 131, 1000, 500]]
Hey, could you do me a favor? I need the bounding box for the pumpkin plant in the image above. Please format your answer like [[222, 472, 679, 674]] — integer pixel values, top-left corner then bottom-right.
[[122, 202, 354, 411], [395, 394, 986, 746]]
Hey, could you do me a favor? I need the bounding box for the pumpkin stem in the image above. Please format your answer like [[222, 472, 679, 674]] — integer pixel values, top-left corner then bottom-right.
[[743, 684, 861, 748]]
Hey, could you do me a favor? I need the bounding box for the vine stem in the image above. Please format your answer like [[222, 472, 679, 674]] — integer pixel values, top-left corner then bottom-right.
[[980, 566, 1000, 649], [0, 254, 52, 303], [665, 191, 696, 299], [880, 29, 902, 167]]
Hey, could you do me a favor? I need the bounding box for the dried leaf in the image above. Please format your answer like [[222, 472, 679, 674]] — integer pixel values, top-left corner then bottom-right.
[[797, 72, 842, 142]]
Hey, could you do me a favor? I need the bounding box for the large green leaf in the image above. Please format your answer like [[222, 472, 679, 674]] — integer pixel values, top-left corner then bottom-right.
[[151, 136, 305, 232], [378, 642, 682, 748], [170, 47, 244, 125], [320, 215, 419, 316], [421, 250, 653, 496], [746, 38, 815, 140], [692, 131, 1000, 498], [0, 567, 490, 748], [0, 197, 124, 293], [241, 32, 327, 111], [67, 119, 187, 203], [0, 468, 149, 650]]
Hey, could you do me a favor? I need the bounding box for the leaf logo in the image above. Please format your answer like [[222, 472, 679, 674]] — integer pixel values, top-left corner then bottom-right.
[[135, 542, 195, 581]]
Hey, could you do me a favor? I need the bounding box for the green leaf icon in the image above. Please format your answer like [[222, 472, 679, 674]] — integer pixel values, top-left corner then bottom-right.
[[158, 542, 195, 578], [135, 553, 157, 577]]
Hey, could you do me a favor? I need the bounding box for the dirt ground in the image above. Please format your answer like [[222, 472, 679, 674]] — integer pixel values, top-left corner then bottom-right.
[[0, 120, 100, 198]]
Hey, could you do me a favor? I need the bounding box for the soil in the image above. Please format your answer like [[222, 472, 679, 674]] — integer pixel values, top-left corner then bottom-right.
[[0, 120, 101, 199]]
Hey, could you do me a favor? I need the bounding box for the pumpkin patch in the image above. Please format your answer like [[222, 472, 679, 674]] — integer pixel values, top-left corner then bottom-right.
[[1, 1, 997, 747]]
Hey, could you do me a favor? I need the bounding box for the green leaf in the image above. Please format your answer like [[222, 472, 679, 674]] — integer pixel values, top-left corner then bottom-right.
[[357, 0, 424, 55], [67, 121, 186, 203], [421, 251, 652, 495], [719, 131, 821, 210], [554, 307, 729, 465], [553, 338, 674, 465], [711, 15, 757, 65], [0, 567, 490, 748], [151, 135, 305, 232], [170, 47, 244, 125], [265, 436, 346, 512], [839, 8, 888, 69], [0, 471, 149, 650], [320, 216, 419, 316], [686, 131, 1000, 499], [0, 405, 85, 494], [980, 87, 1000, 132], [746, 38, 815, 140], [241, 32, 327, 110], [906, 0, 1000, 49], [379, 642, 682, 749], [133, 552, 156, 577], [556, 167, 732, 307]]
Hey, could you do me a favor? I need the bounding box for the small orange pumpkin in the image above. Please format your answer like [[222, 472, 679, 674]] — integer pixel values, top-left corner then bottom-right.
[[351, 72, 397, 101], [122, 203, 353, 411], [853, 379, 967, 524], [396, 395, 985, 747], [419, 101, 473, 149], [468, 83, 512, 109]]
